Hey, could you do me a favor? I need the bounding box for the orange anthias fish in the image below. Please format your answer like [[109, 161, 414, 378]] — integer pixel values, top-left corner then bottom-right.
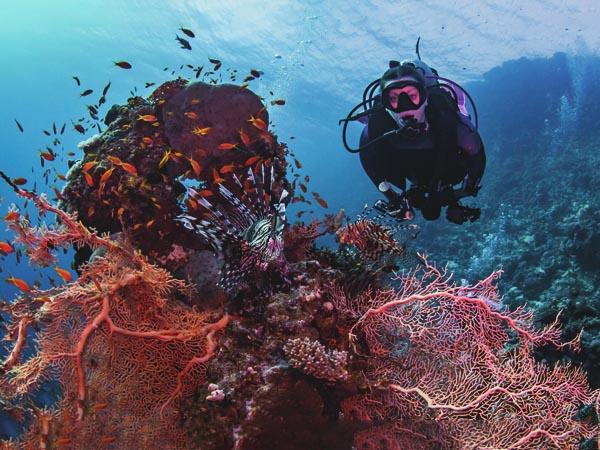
[[191, 127, 212, 136], [184, 111, 199, 120], [142, 137, 153, 145], [239, 129, 251, 147], [0, 241, 14, 254], [107, 156, 123, 166], [12, 177, 27, 185], [84, 172, 94, 187], [40, 151, 56, 161], [6, 277, 31, 292], [188, 157, 202, 176], [248, 115, 267, 131], [218, 143, 237, 150], [82, 161, 96, 172], [99, 167, 114, 185], [245, 155, 261, 166], [170, 151, 184, 162], [120, 163, 138, 176], [137, 114, 158, 123], [219, 164, 235, 174], [159, 150, 171, 169], [54, 267, 73, 283]]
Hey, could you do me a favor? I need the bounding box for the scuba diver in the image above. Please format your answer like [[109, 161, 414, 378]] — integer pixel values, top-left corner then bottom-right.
[[340, 40, 486, 224]]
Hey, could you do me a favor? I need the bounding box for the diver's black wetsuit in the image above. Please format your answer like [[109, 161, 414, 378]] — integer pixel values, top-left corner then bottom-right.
[[359, 91, 486, 220]]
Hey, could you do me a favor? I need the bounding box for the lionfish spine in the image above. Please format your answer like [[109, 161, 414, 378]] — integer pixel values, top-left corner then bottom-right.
[[217, 184, 257, 228]]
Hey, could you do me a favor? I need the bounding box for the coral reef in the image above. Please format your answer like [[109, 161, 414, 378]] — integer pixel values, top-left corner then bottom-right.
[[58, 79, 287, 270], [2, 185, 597, 448], [1, 72, 599, 449]]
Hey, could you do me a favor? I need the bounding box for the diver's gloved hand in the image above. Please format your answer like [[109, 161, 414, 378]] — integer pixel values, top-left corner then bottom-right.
[[446, 204, 481, 224], [465, 178, 481, 197]]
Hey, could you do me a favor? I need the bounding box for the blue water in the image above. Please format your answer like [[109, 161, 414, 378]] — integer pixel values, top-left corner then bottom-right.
[[0, 3, 598, 295], [2, 0, 600, 443]]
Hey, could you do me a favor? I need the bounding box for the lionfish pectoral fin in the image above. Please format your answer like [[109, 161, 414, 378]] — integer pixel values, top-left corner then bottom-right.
[[217, 260, 247, 294], [176, 214, 197, 230]]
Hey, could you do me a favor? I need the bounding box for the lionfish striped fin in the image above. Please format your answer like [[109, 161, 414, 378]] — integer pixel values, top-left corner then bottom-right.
[[217, 241, 261, 293], [247, 167, 262, 214], [217, 183, 257, 227], [262, 165, 275, 210], [177, 214, 230, 254], [232, 173, 244, 190], [194, 192, 241, 236]]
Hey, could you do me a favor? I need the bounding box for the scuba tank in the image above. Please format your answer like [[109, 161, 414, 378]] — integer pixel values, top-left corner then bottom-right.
[[339, 37, 479, 153]]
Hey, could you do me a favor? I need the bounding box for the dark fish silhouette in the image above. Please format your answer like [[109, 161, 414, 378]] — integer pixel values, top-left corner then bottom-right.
[[14, 119, 23, 132], [102, 81, 111, 96], [80, 89, 93, 97], [114, 60, 132, 69], [72, 76, 81, 86], [180, 27, 195, 38], [60, 123, 66, 134], [175, 35, 192, 50], [145, 82, 155, 88]]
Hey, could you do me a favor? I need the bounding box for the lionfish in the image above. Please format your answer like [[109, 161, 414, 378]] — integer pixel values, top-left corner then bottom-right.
[[335, 218, 421, 292], [178, 165, 288, 295]]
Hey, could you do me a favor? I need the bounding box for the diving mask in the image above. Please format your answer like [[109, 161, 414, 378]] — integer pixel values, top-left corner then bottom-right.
[[381, 79, 428, 113]]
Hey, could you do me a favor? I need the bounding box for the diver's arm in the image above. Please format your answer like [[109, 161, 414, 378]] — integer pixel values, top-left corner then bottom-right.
[[359, 147, 407, 195], [360, 111, 408, 195], [457, 121, 486, 193]]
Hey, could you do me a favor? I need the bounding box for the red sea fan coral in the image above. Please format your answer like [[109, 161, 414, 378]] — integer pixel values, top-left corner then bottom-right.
[[0, 191, 229, 449], [335, 259, 599, 449]]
